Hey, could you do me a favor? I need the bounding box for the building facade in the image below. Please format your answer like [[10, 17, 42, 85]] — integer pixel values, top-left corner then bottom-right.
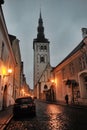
[[9, 34, 22, 99], [33, 11, 50, 98], [35, 27, 87, 105], [53, 29, 87, 105], [0, 1, 30, 110], [0, 3, 17, 110], [36, 63, 56, 101]]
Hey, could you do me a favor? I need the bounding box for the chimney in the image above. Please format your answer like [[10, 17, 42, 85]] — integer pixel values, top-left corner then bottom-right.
[[82, 28, 87, 39]]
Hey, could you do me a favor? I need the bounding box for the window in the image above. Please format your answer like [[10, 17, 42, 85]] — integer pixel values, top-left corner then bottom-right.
[[79, 58, 82, 70], [44, 45, 47, 51], [84, 76, 87, 91], [84, 76, 87, 83], [40, 45, 43, 50], [40, 56, 45, 63], [62, 68, 66, 79], [69, 63, 74, 75], [79, 55, 86, 70], [44, 84, 48, 89]]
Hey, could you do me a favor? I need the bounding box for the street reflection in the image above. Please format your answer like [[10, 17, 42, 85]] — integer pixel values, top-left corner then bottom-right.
[[5, 101, 87, 130], [46, 104, 62, 114], [46, 104, 62, 129], [46, 104, 70, 130]]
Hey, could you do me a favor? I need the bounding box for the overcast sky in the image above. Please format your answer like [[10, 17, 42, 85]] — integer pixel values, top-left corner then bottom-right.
[[2, 0, 87, 89]]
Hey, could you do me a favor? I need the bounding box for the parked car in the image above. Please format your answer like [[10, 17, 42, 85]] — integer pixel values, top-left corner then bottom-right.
[[13, 96, 36, 118]]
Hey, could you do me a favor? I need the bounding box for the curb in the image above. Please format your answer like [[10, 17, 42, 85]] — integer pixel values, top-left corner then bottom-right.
[[1, 114, 13, 130], [55, 102, 87, 109], [37, 100, 87, 109]]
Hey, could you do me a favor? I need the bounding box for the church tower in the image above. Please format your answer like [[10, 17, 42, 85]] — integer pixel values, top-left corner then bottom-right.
[[33, 11, 50, 97]]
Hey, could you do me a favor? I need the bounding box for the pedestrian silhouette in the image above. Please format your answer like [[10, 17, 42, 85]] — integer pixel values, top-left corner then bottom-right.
[[65, 94, 69, 104]]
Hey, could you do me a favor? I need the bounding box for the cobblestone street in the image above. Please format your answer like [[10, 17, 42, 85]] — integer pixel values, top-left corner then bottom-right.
[[5, 101, 87, 130]]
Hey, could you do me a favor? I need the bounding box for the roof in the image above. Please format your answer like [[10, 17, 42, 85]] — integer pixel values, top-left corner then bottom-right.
[[9, 34, 16, 45], [53, 37, 86, 70], [33, 37, 49, 43]]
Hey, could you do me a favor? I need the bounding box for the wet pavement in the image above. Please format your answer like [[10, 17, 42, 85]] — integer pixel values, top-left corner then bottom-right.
[[5, 100, 87, 130], [0, 106, 13, 130]]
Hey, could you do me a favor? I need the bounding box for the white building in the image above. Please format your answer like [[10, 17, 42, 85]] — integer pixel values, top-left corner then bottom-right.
[[33, 11, 50, 98]]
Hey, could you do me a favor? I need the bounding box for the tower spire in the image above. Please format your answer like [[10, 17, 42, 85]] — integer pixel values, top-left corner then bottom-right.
[[40, 8, 41, 19], [33, 10, 49, 43], [37, 9, 45, 40]]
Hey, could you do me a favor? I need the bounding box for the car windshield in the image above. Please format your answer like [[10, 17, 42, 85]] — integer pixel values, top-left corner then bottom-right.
[[15, 97, 33, 104]]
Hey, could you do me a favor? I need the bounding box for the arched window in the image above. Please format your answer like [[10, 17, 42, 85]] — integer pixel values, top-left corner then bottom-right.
[[40, 45, 43, 51], [40, 55, 45, 63], [44, 84, 48, 89]]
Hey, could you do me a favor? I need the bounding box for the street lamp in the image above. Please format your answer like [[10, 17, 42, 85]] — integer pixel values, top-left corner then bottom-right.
[[8, 68, 12, 74], [51, 79, 56, 86], [2, 67, 12, 78], [2, 67, 13, 94], [51, 79, 55, 83]]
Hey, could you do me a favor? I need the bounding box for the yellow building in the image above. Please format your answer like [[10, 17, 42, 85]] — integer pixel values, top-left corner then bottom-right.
[[53, 30, 87, 105], [0, 2, 17, 110]]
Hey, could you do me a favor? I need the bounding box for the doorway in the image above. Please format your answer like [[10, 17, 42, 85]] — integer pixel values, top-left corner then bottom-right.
[[3, 84, 7, 108]]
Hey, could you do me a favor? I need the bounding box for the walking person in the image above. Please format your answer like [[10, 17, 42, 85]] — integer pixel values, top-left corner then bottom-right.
[[65, 94, 69, 104]]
